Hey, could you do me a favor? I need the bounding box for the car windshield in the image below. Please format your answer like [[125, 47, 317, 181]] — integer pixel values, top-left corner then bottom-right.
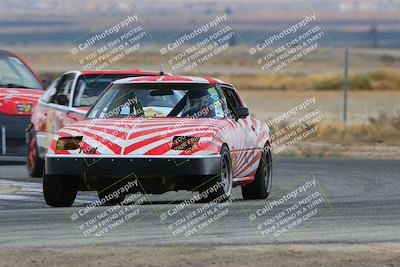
[[73, 74, 147, 107], [0, 54, 41, 89], [87, 83, 227, 119]]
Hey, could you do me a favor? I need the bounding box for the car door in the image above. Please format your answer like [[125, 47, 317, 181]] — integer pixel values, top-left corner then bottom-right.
[[221, 86, 255, 178], [31, 77, 59, 157], [33, 78, 58, 133]]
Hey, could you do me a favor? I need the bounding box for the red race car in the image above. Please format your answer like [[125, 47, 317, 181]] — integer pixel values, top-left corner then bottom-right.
[[43, 75, 272, 207], [28, 69, 161, 177], [0, 50, 44, 155]]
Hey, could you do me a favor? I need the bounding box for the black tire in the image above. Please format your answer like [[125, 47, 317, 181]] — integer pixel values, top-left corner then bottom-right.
[[97, 188, 126, 206], [43, 173, 78, 207], [201, 145, 233, 203], [27, 129, 44, 178], [242, 146, 272, 200]]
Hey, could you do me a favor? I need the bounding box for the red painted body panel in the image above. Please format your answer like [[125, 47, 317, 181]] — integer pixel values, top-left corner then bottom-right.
[[0, 88, 44, 116]]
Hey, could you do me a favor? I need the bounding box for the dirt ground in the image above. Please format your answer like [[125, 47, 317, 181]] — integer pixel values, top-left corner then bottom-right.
[[1, 243, 399, 267]]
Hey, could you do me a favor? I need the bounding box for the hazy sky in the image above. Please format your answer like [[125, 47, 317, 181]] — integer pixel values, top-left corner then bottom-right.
[[0, 0, 399, 19]]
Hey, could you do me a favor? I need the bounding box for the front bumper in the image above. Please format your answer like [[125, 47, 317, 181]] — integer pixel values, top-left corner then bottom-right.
[[0, 114, 30, 155], [45, 154, 221, 177]]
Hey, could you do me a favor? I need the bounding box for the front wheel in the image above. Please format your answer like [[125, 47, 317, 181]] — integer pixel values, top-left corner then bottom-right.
[[242, 146, 272, 200], [43, 173, 78, 207], [201, 145, 233, 202], [27, 129, 44, 178]]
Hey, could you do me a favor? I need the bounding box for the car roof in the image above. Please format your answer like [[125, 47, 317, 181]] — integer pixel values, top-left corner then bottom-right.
[[112, 75, 234, 87], [79, 70, 162, 76], [0, 50, 14, 57]]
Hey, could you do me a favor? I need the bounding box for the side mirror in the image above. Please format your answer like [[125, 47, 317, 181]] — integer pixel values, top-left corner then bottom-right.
[[235, 107, 249, 119], [55, 93, 69, 106]]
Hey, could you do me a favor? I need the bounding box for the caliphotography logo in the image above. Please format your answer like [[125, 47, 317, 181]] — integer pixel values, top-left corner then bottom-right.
[[159, 12, 241, 73], [157, 174, 240, 241], [69, 174, 149, 240], [70, 12, 155, 78], [248, 12, 333, 72], [247, 173, 334, 241]]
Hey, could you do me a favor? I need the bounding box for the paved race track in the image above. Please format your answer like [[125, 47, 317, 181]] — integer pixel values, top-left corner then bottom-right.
[[0, 157, 399, 247]]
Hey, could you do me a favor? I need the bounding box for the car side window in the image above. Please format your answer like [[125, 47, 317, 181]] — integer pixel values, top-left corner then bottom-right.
[[57, 75, 74, 95], [40, 78, 59, 103], [222, 87, 242, 119], [53, 74, 75, 105]]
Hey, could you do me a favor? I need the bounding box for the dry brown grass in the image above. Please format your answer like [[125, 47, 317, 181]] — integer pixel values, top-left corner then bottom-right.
[[271, 112, 400, 158], [315, 112, 400, 145], [271, 112, 400, 146], [272, 112, 400, 153], [40, 70, 400, 92], [216, 71, 400, 91]]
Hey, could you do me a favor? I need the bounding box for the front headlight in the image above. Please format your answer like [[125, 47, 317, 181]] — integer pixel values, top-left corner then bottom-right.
[[171, 136, 200, 151], [56, 136, 83, 150]]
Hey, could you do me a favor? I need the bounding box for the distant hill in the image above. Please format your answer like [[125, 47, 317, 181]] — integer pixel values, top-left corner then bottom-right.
[[0, 0, 399, 48]]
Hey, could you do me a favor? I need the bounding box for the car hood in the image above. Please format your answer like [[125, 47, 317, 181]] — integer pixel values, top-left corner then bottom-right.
[[0, 88, 44, 116], [50, 117, 231, 156]]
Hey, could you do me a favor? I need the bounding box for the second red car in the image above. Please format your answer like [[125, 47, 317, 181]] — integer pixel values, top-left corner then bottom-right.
[[27, 70, 161, 177]]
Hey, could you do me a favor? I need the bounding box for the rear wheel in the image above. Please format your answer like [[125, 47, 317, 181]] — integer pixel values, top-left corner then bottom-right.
[[43, 173, 78, 207], [201, 145, 233, 202], [242, 146, 272, 200], [27, 130, 44, 178]]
